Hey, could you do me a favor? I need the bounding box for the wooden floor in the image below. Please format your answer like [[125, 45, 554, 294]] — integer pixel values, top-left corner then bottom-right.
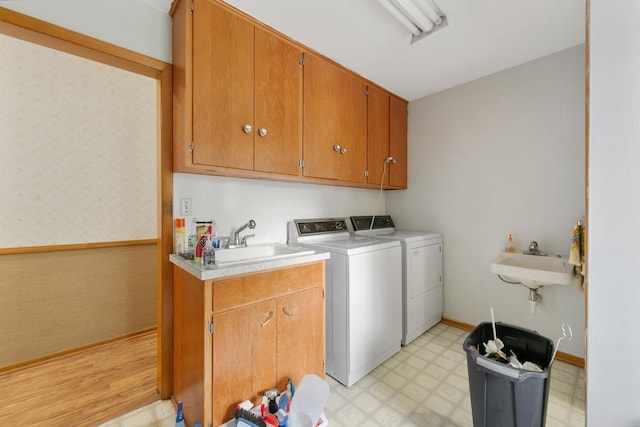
[[0, 330, 158, 426]]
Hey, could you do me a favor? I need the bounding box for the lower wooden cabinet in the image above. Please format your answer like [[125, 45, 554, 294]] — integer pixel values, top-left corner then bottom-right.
[[173, 262, 326, 427]]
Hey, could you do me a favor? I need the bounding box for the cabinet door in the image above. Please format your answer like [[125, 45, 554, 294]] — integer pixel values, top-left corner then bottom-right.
[[192, 0, 254, 170], [367, 85, 390, 186], [276, 287, 325, 390], [212, 300, 277, 425], [303, 53, 367, 183], [389, 95, 408, 188], [254, 27, 303, 176]]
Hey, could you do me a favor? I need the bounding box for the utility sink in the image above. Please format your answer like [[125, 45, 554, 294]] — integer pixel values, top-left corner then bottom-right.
[[214, 243, 315, 266], [490, 252, 574, 289]]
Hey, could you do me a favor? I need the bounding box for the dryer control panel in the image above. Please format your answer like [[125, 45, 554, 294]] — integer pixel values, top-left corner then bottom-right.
[[350, 215, 395, 231]]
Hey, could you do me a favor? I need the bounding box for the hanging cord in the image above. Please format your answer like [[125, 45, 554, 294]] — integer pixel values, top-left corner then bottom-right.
[[370, 158, 392, 230]]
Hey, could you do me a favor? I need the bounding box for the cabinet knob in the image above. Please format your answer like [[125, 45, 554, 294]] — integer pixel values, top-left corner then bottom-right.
[[333, 144, 341, 152], [260, 310, 274, 327], [258, 128, 268, 137], [242, 124, 253, 134], [340, 147, 347, 154]]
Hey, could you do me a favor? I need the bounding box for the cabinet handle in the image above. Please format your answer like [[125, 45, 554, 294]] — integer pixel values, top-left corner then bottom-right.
[[243, 124, 253, 134], [282, 306, 294, 317], [340, 147, 347, 154], [333, 144, 341, 152], [258, 128, 267, 137], [260, 310, 274, 327]]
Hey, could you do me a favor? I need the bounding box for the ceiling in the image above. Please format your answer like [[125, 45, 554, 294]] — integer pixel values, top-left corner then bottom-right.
[[142, 0, 586, 101]]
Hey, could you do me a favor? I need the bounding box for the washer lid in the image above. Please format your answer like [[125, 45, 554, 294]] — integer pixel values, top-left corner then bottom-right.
[[296, 235, 400, 255]]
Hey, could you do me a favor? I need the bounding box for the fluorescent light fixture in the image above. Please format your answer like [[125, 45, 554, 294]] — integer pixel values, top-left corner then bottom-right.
[[377, 0, 448, 43]]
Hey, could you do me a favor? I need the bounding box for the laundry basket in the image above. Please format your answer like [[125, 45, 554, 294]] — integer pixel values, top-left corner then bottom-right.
[[463, 322, 554, 427]]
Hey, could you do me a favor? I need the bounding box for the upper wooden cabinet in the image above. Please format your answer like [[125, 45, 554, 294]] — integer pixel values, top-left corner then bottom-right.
[[367, 86, 408, 189], [389, 95, 408, 188], [174, 0, 303, 175], [254, 28, 303, 176], [303, 52, 367, 184], [367, 85, 391, 187], [171, 0, 407, 189]]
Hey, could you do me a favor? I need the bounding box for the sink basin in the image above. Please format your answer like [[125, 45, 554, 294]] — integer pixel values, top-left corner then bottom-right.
[[490, 252, 573, 288], [213, 243, 315, 266]]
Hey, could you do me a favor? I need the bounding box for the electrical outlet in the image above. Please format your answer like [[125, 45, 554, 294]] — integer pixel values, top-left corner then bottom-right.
[[180, 198, 192, 216]]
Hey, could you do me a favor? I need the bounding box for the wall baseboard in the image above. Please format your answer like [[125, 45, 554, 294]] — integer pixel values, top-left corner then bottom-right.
[[441, 317, 585, 368]]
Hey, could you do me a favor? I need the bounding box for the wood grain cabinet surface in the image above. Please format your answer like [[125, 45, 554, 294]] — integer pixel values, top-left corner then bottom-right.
[[171, 0, 407, 189], [174, 0, 303, 176], [367, 89, 408, 189], [302, 52, 367, 184], [173, 261, 326, 427]]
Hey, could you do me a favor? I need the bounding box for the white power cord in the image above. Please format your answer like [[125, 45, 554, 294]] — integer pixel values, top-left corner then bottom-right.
[[369, 157, 395, 230]]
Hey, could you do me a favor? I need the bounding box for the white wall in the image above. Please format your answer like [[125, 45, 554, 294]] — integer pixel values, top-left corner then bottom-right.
[[1, 0, 171, 63], [588, 1, 640, 424], [387, 45, 586, 357], [173, 174, 386, 244]]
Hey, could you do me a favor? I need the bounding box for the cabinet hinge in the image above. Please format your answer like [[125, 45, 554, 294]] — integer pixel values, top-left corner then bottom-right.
[[365, 87, 369, 96], [298, 159, 304, 168], [364, 170, 369, 177], [189, 140, 194, 152], [189, 0, 194, 14], [208, 320, 213, 335], [298, 57, 304, 67]]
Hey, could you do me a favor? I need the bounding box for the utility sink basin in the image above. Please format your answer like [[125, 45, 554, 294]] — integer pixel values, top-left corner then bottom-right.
[[490, 252, 574, 288], [214, 243, 315, 266]]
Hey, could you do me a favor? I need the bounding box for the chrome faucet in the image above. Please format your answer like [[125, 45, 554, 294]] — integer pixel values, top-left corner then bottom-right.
[[231, 219, 256, 247], [523, 240, 547, 256]]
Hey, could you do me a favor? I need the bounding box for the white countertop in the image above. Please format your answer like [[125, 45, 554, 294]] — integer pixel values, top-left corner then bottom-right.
[[169, 248, 330, 281]]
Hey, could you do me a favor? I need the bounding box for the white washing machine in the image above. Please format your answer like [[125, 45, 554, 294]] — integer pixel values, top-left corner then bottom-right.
[[350, 215, 443, 346], [288, 218, 402, 387]]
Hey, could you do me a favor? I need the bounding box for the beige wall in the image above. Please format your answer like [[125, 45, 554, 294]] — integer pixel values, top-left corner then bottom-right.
[[0, 245, 157, 367], [0, 29, 159, 368], [0, 33, 157, 248]]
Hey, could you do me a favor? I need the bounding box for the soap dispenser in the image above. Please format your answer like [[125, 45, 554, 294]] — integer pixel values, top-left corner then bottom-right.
[[504, 234, 516, 253]]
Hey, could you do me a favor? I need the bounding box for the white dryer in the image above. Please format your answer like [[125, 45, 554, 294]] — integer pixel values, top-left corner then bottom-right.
[[350, 215, 443, 345], [288, 218, 402, 387]]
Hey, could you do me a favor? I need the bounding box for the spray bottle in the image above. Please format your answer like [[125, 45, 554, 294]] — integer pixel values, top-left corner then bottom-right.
[[175, 401, 186, 427]]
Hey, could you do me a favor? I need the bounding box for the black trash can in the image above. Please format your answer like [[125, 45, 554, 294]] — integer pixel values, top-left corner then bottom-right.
[[463, 322, 554, 427]]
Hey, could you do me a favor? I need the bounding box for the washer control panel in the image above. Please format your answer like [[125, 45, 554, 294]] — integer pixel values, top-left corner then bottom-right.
[[294, 218, 349, 236]]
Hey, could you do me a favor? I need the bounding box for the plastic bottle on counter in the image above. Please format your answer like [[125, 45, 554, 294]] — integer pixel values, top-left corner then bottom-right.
[[202, 234, 216, 268], [504, 234, 516, 253], [174, 218, 186, 255], [211, 219, 219, 248], [175, 401, 186, 427]]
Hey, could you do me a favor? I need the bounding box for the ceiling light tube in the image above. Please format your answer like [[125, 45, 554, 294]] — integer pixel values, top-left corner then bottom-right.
[[413, 0, 443, 26], [396, 0, 435, 33], [377, 0, 421, 36]]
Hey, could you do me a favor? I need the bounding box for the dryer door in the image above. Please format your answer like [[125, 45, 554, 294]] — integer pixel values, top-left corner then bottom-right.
[[405, 238, 443, 344]]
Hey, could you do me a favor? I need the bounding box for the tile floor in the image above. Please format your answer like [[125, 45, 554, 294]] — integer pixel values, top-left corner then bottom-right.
[[101, 323, 585, 427]]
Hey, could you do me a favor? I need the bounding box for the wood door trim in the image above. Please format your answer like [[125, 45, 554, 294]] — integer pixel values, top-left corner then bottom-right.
[[0, 239, 159, 255]]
